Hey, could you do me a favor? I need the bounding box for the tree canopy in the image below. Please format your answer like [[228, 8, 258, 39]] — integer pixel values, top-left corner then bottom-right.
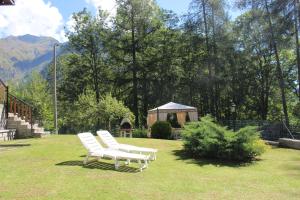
[[11, 0, 300, 133]]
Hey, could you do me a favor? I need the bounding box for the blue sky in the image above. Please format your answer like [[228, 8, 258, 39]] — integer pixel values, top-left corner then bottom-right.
[[0, 0, 241, 42], [50, 0, 240, 21], [50, 0, 191, 21]]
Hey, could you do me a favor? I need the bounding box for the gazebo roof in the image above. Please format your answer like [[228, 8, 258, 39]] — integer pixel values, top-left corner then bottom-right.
[[148, 102, 197, 113]]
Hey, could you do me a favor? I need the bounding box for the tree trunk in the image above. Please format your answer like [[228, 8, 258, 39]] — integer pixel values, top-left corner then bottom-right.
[[93, 59, 100, 103], [211, 6, 219, 119], [201, 0, 214, 115], [262, 55, 271, 120], [265, 0, 289, 126], [141, 72, 148, 126], [90, 35, 100, 129], [258, 56, 270, 120], [131, 7, 139, 127], [295, 0, 300, 100]]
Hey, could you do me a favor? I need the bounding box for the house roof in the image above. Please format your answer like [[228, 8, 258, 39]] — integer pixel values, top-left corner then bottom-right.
[[148, 102, 197, 113], [0, 0, 15, 5]]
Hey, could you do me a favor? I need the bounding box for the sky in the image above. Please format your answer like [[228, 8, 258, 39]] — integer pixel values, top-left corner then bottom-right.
[[0, 0, 240, 42]]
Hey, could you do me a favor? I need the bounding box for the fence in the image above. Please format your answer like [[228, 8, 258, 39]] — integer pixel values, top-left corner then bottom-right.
[[220, 120, 300, 141], [0, 78, 35, 133], [8, 93, 34, 131]]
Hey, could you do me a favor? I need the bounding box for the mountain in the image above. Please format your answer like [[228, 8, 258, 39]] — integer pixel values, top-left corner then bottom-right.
[[0, 34, 60, 81]]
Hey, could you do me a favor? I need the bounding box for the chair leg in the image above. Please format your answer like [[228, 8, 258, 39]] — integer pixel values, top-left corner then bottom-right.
[[138, 160, 143, 172], [150, 153, 156, 160], [115, 160, 120, 170], [83, 154, 89, 165], [125, 159, 131, 165]]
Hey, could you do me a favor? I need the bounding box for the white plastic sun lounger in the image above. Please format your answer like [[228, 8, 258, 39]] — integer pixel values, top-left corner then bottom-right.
[[97, 130, 158, 160], [77, 132, 149, 171]]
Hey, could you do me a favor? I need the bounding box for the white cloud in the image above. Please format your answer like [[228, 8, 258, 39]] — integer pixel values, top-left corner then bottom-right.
[[65, 15, 76, 33], [85, 0, 117, 17], [0, 0, 67, 42]]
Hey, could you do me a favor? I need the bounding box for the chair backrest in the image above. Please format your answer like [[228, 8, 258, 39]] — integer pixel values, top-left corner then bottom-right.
[[78, 132, 103, 153], [97, 130, 119, 149]]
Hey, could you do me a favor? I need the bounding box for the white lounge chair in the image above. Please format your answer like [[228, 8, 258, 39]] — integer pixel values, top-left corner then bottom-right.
[[77, 132, 149, 171], [97, 130, 158, 160]]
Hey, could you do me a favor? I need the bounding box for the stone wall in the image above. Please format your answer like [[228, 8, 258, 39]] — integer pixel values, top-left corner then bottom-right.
[[279, 138, 300, 150]]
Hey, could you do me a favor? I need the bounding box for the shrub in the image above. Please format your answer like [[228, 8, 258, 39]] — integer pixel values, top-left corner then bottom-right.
[[182, 115, 267, 161], [66, 91, 134, 133], [151, 121, 172, 139], [132, 129, 148, 138]]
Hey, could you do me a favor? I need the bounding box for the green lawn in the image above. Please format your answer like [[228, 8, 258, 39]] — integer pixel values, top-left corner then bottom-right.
[[0, 135, 300, 200]]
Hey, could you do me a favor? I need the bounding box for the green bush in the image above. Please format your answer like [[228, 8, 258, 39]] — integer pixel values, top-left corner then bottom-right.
[[151, 121, 172, 139], [182, 115, 266, 161], [132, 129, 148, 138]]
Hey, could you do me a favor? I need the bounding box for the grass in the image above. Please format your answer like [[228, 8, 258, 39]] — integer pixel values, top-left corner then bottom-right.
[[0, 135, 300, 200]]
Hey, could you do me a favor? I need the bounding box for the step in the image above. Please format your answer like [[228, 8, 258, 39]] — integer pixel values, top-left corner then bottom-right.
[[20, 122, 30, 127], [7, 123, 20, 129], [8, 113, 28, 122], [34, 131, 50, 138], [20, 123, 31, 129], [6, 113, 47, 140], [33, 132, 46, 138], [8, 116, 21, 122], [17, 129, 31, 137], [8, 113, 20, 119], [34, 128, 44, 133], [7, 120, 22, 126], [17, 128, 31, 133]]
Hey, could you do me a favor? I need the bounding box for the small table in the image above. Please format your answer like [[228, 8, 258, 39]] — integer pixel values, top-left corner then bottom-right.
[[0, 129, 16, 141]]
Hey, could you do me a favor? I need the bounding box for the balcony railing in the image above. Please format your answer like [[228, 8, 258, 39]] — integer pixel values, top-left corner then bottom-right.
[[8, 93, 33, 128], [0, 78, 34, 133]]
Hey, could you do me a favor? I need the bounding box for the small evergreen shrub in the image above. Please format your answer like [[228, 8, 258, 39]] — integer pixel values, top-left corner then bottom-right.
[[132, 129, 148, 138], [182, 115, 267, 161], [151, 121, 172, 139]]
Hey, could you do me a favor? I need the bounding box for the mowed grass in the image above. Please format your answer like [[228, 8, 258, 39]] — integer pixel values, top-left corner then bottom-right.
[[0, 135, 300, 200]]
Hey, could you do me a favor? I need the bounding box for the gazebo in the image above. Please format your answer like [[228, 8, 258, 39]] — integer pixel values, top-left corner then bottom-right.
[[147, 102, 198, 127]]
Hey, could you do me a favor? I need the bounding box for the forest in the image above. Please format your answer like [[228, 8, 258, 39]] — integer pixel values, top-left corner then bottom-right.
[[10, 0, 300, 133]]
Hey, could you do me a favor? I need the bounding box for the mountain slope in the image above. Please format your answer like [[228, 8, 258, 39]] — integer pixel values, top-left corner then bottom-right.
[[0, 34, 59, 81]]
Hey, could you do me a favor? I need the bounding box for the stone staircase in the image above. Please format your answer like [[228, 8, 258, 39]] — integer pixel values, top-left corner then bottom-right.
[[6, 113, 50, 138]]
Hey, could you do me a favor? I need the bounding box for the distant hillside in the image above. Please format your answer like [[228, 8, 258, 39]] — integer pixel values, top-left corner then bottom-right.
[[0, 34, 60, 81]]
